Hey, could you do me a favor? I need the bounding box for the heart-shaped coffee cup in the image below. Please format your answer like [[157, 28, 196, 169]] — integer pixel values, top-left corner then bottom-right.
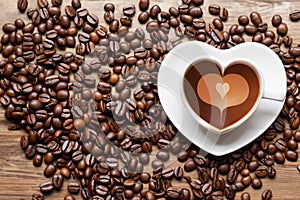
[[158, 41, 286, 156], [182, 57, 264, 134]]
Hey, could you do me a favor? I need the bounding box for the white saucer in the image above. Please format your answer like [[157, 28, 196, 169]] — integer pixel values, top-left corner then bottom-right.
[[158, 42, 286, 156]]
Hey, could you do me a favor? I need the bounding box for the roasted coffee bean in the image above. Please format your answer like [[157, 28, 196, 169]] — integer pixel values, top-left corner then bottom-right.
[[43, 38, 54, 49], [285, 150, 298, 161], [213, 18, 223, 30], [277, 23, 288, 36], [250, 12, 262, 26], [275, 139, 287, 151], [3, 23, 17, 33], [138, 12, 150, 24], [180, 15, 193, 24], [258, 22, 268, 32], [18, 0, 28, 12], [87, 13, 98, 27], [241, 192, 251, 200], [104, 11, 114, 24], [219, 7, 228, 21], [44, 164, 57, 177], [104, 3, 114, 12], [264, 155, 274, 166], [77, 8, 88, 19], [262, 189, 273, 200], [150, 5, 161, 19], [272, 14, 282, 27], [211, 29, 224, 43], [166, 187, 179, 199], [32, 192, 44, 200], [274, 151, 285, 164], [33, 154, 43, 167], [123, 4, 135, 17], [52, 174, 63, 190], [282, 35, 293, 47], [39, 182, 54, 194], [208, 4, 220, 15], [38, 0, 48, 8], [238, 15, 249, 25], [189, 7, 203, 18], [255, 166, 268, 178], [146, 21, 159, 32], [109, 20, 119, 33], [268, 167, 276, 178], [68, 182, 80, 194], [120, 16, 131, 27], [290, 10, 300, 21], [227, 168, 238, 184], [65, 6, 76, 18], [251, 177, 262, 189], [51, 0, 62, 6], [184, 160, 196, 172], [139, 0, 149, 11]]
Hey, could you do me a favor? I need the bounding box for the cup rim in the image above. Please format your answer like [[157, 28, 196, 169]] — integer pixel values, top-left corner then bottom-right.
[[181, 56, 264, 134]]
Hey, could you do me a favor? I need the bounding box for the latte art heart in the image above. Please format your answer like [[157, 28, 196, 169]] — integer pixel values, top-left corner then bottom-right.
[[216, 83, 230, 99]]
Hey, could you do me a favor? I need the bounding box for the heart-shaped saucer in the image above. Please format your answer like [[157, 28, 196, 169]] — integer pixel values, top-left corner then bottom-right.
[[157, 41, 286, 156]]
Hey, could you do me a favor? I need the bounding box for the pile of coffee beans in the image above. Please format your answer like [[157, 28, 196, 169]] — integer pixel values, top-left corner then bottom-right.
[[0, 0, 299, 199]]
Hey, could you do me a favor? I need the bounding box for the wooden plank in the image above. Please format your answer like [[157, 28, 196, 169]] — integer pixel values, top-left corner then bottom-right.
[[0, 0, 300, 199]]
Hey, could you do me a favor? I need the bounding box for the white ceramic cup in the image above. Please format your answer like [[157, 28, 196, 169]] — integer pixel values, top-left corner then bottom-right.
[[181, 56, 277, 134]]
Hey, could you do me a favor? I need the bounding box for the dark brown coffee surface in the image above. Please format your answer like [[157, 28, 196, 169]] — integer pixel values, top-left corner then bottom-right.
[[183, 60, 260, 130]]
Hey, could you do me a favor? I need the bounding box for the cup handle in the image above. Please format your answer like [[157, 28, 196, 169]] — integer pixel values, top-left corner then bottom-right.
[[263, 88, 286, 101]]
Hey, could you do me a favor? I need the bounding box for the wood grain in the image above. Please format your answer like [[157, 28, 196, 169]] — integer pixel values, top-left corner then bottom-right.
[[0, 0, 300, 199]]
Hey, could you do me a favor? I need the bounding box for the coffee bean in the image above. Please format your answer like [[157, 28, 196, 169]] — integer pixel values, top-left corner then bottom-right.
[[180, 15, 193, 24], [211, 29, 224, 43], [150, 5, 161, 19], [241, 192, 250, 200], [65, 6, 76, 18], [208, 4, 220, 15], [32, 154, 43, 167], [237, 15, 249, 26], [123, 4, 135, 17], [227, 168, 238, 184], [81, 188, 90, 199], [275, 139, 287, 151], [250, 12, 262, 26], [52, 0, 62, 6], [38, 0, 48, 8], [39, 182, 54, 194], [18, 0, 28, 12], [262, 189, 273, 200], [146, 21, 159, 32], [165, 187, 179, 199], [77, 8, 88, 18], [44, 164, 57, 177], [68, 182, 80, 194], [290, 10, 300, 21], [277, 23, 288, 36], [267, 167, 276, 178], [184, 160, 196, 172], [285, 150, 298, 161], [178, 4, 189, 15], [52, 174, 63, 190], [189, 7, 203, 18], [87, 13, 99, 27], [283, 35, 293, 47], [219, 8, 228, 21], [272, 14, 282, 27], [139, 0, 149, 11], [32, 192, 44, 200]]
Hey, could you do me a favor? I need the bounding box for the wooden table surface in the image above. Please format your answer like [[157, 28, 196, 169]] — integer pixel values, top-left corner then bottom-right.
[[0, 0, 300, 199]]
